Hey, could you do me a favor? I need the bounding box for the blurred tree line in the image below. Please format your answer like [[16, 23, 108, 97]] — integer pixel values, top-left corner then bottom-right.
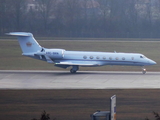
[[1, 0, 160, 38]]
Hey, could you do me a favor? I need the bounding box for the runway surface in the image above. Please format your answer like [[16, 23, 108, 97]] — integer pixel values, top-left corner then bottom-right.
[[0, 70, 160, 89]]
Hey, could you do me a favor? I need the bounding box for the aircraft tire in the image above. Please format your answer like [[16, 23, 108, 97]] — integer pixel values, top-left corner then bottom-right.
[[70, 69, 76, 74], [142, 69, 146, 74], [142, 71, 146, 74]]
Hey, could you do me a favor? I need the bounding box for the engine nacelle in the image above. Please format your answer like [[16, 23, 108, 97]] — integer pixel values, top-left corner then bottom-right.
[[46, 49, 65, 59]]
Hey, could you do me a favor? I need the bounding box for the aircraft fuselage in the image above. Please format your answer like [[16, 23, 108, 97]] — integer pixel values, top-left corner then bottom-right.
[[45, 49, 156, 67], [7, 32, 156, 74]]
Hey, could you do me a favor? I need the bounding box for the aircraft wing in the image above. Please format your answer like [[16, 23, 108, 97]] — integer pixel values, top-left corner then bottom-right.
[[54, 60, 102, 67]]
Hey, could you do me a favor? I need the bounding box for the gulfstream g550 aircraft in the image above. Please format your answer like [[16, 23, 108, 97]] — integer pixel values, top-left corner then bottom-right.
[[7, 32, 156, 74]]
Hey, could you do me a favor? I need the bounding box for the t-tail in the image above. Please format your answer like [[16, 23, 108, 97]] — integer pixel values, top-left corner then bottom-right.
[[6, 32, 54, 63], [6, 32, 42, 54]]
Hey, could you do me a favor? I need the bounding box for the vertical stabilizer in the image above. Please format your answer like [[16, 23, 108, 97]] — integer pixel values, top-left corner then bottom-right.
[[6, 32, 41, 53]]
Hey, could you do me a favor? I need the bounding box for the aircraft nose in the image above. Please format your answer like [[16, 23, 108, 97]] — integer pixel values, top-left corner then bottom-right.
[[148, 59, 157, 65]]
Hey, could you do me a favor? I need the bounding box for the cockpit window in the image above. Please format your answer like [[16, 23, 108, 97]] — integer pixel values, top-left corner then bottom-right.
[[140, 55, 146, 58]]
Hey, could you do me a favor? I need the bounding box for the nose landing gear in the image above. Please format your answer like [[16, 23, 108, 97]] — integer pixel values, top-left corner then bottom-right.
[[142, 67, 146, 74]]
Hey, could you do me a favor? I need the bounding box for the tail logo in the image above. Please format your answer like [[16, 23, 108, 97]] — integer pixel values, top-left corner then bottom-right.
[[26, 42, 32, 47]]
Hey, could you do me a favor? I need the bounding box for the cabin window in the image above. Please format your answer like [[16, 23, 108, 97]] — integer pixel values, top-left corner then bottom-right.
[[109, 57, 112, 60], [90, 56, 94, 59], [132, 57, 134, 60], [96, 56, 100, 59], [116, 57, 119, 60], [103, 57, 106, 60], [122, 57, 125, 60], [83, 56, 87, 59]]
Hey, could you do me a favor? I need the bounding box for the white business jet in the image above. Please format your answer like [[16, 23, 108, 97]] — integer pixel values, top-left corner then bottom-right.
[[7, 32, 156, 74]]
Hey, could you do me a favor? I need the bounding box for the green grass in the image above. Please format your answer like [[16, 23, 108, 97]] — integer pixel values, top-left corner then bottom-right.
[[0, 89, 159, 120], [0, 39, 160, 71]]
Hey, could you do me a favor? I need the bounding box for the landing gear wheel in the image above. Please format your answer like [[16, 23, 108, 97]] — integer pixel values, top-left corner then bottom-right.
[[70, 69, 76, 74], [70, 65, 79, 74], [142, 68, 146, 74]]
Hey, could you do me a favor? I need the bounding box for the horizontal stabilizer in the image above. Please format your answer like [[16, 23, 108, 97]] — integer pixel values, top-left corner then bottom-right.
[[6, 32, 32, 37]]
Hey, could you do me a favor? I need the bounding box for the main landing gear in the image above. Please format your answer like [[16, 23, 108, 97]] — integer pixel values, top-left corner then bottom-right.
[[70, 65, 79, 73], [142, 67, 146, 74]]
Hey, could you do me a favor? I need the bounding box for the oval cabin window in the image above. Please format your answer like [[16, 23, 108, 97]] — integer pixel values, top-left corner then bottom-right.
[[116, 57, 119, 60], [83, 56, 87, 59], [90, 56, 94, 59]]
